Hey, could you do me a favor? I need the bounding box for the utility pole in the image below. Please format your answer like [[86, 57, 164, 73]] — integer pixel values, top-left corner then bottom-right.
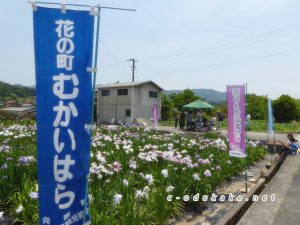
[[127, 58, 137, 123], [127, 58, 137, 82]]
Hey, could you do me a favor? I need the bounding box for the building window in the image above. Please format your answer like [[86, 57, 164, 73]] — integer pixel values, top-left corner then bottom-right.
[[101, 90, 111, 96], [149, 90, 158, 98], [118, 89, 128, 96], [126, 109, 131, 117]]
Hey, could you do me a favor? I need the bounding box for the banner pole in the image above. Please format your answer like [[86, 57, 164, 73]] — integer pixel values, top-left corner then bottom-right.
[[273, 107, 276, 163], [245, 83, 248, 194], [33, 1, 136, 11], [83, 5, 101, 225]]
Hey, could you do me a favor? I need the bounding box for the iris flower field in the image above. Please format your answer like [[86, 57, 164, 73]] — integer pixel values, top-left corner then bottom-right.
[[0, 118, 266, 225]]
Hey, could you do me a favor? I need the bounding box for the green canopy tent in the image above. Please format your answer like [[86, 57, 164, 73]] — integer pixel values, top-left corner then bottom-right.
[[183, 100, 214, 110]]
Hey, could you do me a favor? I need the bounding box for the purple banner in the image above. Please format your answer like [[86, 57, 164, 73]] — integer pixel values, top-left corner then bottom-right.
[[227, 85, 246, 158], [152, 103, 158, 130]]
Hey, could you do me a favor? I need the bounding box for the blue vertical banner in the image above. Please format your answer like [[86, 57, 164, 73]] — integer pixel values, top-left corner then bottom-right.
[[33, 6, 94, 225], [268, 98, 274, 134]]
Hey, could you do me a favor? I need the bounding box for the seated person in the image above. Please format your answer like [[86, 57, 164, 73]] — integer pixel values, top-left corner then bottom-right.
[[277, 133, 299, 160], [202, 117, 208, 126]]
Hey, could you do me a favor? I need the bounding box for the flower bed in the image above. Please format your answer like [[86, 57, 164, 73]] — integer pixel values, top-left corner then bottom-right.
[[0, 121, 266, 225]]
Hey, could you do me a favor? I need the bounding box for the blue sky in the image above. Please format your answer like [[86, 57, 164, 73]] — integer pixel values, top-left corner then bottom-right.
[[1, 0, 300, 98]]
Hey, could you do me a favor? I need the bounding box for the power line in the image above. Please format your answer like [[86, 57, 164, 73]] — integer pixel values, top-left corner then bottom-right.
[[96, 24, 300, 73], [138, 48, 300, 77], [71, 0, 132, 81], [64, 4, 300, 82], [137, 22, 300, 63], [93, 22, 300, 72], [99, 61, 127, 69], [100, 38, 131, 80]]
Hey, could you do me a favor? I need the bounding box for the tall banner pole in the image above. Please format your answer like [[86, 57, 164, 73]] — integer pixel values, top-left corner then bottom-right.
[[31, 3, 135, 224], [268, 99, 275, 137], [245, 83, 248, 193], [267, 98, 276, 161], [227, 85, 247, 192], [152, 103, 159, 130], [81, 4, 136, 224], [32, 4, 95, 225], [267, 99, 274, 135], [83, 5, 101, 225]]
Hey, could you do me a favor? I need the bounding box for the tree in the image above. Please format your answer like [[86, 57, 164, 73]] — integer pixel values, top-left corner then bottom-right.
[[294, 99, 300, 121], [0, 81, 35, 99], [161, 93, 173, 121], [247, 94, 268, 120], [212, 102, 227, 117], [172, 89, 200, 110], [273, 95, 297, 122]]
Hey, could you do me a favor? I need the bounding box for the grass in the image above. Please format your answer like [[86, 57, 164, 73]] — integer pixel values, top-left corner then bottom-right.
[[159, 119, 300, 133], [222, 120, 300, 133], [159, 120, 174, 127]]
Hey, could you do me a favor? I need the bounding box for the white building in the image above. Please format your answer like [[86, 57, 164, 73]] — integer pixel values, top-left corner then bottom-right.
[[97, 81, 163, 124]]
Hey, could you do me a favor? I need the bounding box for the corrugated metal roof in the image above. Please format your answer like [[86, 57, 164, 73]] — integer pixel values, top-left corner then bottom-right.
[[97, 80, 164, 91]]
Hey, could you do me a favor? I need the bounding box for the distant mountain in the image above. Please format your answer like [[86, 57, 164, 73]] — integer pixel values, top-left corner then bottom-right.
[[28, 85, 36, 89], [164, 89, 226, 104], [0, 81, 35, 100], [14, 84, 28, 88]]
